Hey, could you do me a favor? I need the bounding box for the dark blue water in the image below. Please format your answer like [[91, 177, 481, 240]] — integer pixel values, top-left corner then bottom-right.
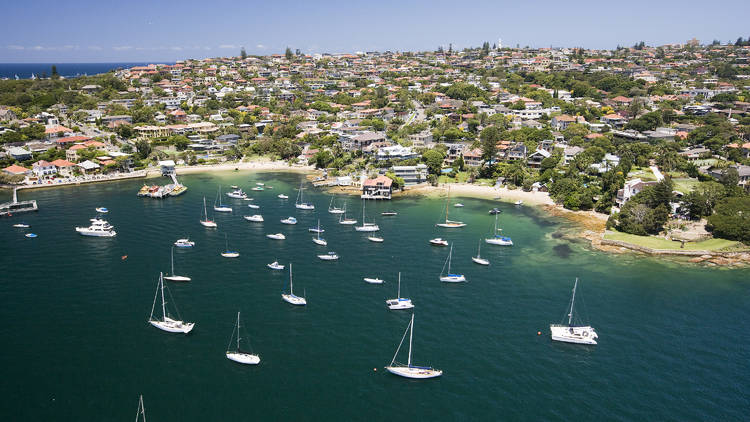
[[0, 171, 749, 421], [0, 63, 170, 79]]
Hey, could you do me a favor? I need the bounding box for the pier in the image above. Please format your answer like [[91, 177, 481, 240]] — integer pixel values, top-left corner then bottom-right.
[[0, 187, 38, 217]]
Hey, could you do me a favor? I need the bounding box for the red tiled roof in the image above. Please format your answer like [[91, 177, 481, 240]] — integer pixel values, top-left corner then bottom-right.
[[50, 159, 75, 167], [56, 135, 90, 144], [363, 175, 392, 187], [3, 164, 30, 174]]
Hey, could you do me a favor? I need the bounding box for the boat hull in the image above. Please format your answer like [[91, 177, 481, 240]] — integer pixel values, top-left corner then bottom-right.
[[440, 275, 466, 282], [295, 204, 315, 210], [354, 225, 380, 232], [200, 220, 218, 228], [226, 352, 260, 365], [436, 222, 466, 228], [550, 325, 598, 345], [364, 278, 383, 284], [244, 215, 264, 222], [164, 275, 191, 282], [149, 318, 194, 334], [368, 237, 384, 242], [214, 207, 232, 213], [385, 366, 442, 379], [221, 252, 240, 258], [282, 294, 306, 305], [472, 257, 490, 265], [386, 299, 414, 310], [485, 237, 513, 246], [312, 238, 328, 246], [76, 228, 116, 237], [267, 234, 285, 240]]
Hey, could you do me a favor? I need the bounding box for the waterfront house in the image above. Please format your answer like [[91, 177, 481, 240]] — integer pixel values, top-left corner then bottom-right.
[[50, 159, 76, 177], [527, 149, 551, 168], [77, 160, 101, 175], [32, 160, 57, 179], [7, 147, 32, 161], [2, 164, 31, 177], [392, 164, 428, 185], [375, 145, 418, 161], [506, 143, 528, 161], [616, 178, 658, 207], [361, 175, 393, 200], [463, 148, 483, 167]]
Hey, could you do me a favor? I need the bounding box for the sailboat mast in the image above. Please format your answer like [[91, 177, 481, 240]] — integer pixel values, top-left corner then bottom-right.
[[289, 263, 293, 295], [170, 247, 175, 275], [568, 278, 578, 326], [236, 312, 241, 351], [407, 314, 414, 366], [447, 244, 453, 273], [160, 273, 166, 321], [397, 272, 401, 298], [135, 395, 146, 422]]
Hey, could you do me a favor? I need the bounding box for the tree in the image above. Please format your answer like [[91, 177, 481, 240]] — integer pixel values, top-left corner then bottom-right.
[[422, 148, 445, 175], [240, 47, 247, 59], [479, 126, 499, 164], [51, 65, 59, 79], [707, 197, 750, 242], [285, 47, 293, 60], [135, 139, 151, 160]]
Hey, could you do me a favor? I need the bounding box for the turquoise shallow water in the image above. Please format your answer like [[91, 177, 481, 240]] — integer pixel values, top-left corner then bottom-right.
[[0, 171, 748, 421]]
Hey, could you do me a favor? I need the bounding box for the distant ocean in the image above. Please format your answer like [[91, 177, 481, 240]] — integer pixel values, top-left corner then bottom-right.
[[0, 62, 171, 79]]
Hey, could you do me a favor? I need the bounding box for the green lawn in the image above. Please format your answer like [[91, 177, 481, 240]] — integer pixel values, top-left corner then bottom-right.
[[672, 178, 701, 194], [604, 230, 747, 251], [627, 167, 657, 181]]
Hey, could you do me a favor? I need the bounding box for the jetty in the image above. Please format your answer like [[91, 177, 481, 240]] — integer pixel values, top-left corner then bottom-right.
[[0, 187, 38, 217]]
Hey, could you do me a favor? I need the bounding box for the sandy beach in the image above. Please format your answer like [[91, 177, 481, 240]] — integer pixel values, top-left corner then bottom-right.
[[150, 158, 316, 177]]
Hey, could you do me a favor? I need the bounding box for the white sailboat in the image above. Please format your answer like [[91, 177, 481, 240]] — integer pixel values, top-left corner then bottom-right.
[[550, 278, 598, 345], [439, 243, 466, 282], [221, 234, 240, 258], [226, 312, 260, 365], [312, 220, 327, 246], [386, 272, 414, 310], [367, 236, 384, 242], [148, 273, 194, 334], [308, 220, 325, 233], [328, 197, 345, 214], [354, 201, 379, 232], [200, 197, 217, 228], [485, 212, 513, 246], [282, 263, 306, 305], [213, 187, 233, 212], [338, 203, 357, 225], [435, 187, 466, 228], [385, 314, 442, 379], [295, 181, 314, 209], [164, 247, 191, 281], [472, 240, 490, 265]]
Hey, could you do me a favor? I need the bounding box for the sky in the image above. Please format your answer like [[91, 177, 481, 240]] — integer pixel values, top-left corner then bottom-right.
[[1, 0, 749, 63]]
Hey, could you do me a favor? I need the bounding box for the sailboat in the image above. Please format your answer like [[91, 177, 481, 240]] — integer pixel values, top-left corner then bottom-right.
[[226, 312, 261, 365], [164, 247, 191, 281], [439, 243, 466, 282], [435, 187, 466, 228], [328, 197, 345, 214], [386, 272, 414, 310], [200, 197, 217, 228], [338, 203, 357, 225], [472, 240, 490, 265], [312, 220, 327, 246], [282, 263, 306, 305], [485, 212, 513, 245], [148, 272, 195, 334], [550, 278, 598, 345], [135, 395, 146, 422], [385, 314, 442, 379], [308, 220, 325, 233], [221, 234, 240, 258], [354, 200, 379, 232], [214, 187, 233, 212], [295, 181, 315, 209]]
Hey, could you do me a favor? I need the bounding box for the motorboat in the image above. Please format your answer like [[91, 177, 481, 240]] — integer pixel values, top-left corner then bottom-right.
[[454, 203, 464, 208], [515, 200, 523, 206], [280, 216, 297, 225], [247, 204, 260, 209], [95, 207, 109, 213], [367, 236, 384, 243], [174, 238, 195, 248], [266, 233, 286, 240], [317, 252, 339, 261], [381, 211, 398, 216], [227, 189, 247, 199], [364, 277, 384, 284], [244, 215, 264, 222], [251, 186, 264, 191], [429, 238, 449, 247], [278, 194, 289, 199], [25, 233, 37, 238], [489, 208, 501, 215], [76, 218, 116, 237], [267, 261, 284, 270], [12, 223, 30, 228]]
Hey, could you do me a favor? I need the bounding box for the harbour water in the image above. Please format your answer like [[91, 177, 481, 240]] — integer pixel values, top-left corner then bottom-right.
[[0, 171, 748, 420], [0, 62, 167, 79]]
